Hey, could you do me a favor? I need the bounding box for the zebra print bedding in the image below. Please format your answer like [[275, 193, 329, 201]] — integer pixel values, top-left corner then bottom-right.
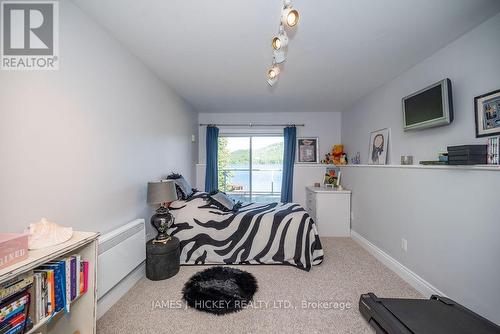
[[168, 192, 324, 271]]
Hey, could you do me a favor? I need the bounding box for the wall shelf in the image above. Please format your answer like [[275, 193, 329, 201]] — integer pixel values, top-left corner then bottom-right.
[[294, 163, 500, 171]]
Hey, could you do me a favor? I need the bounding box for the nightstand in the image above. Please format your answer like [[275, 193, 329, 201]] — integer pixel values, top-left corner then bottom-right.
[[146, 236, 180, 280], [306, 186, 351, 237]]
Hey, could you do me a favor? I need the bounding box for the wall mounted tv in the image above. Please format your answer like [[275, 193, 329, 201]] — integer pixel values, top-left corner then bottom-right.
[[402, 78, 453, 131]]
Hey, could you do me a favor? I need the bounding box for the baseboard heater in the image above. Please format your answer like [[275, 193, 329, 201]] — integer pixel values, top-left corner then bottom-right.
[[97, 219, 146, 299]]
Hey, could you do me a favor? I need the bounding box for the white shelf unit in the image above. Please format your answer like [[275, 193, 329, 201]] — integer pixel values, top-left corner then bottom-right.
[[0, 231, 99, 334], [306, 186, 351, 237]]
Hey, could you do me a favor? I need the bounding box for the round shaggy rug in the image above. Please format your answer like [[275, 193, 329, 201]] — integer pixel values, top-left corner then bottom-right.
[[182, 266, 258, 315]]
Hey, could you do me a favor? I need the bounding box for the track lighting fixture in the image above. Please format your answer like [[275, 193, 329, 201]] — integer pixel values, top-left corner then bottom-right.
[[266, 0, 299, 85]]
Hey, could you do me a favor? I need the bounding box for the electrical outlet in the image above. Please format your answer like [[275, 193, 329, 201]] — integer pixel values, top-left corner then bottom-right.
[[191, 134, 196, 143], [401, 238, 408, 252]]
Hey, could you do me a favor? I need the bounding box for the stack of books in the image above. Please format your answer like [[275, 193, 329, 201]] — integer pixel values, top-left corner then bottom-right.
[[0, 273, 33, 334], [33, 255, 89, 322]]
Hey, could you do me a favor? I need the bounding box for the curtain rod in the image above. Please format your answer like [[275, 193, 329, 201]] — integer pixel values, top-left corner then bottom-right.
[[198, 123, 305, 127]]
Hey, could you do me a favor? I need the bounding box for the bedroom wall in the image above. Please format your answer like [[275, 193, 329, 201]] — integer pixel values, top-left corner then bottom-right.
[[341, 12, 500, 164], [196, 111, 341, 201], [198, 111, 342, 163], [0, 1, 197, 235], [340, 13, 500, 324]]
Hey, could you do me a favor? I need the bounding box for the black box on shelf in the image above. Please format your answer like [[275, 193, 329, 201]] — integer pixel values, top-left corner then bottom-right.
[[447, 145, 487, 165]]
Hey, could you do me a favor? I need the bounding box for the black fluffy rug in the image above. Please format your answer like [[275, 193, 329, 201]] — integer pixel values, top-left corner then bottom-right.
[[182, 267, 258, 315]]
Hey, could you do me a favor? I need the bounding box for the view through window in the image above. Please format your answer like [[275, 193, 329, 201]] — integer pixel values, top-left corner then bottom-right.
[[218, 136, 284, 203]]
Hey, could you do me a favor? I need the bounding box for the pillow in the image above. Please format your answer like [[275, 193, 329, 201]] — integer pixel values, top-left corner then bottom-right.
[[166, 173, 194, 200], [209, 191, 242, 212]]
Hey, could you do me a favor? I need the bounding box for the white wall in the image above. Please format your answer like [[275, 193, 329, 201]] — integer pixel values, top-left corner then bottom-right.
[[342, 166, 500, 324], [0, 1, 197, 235], [339, 14, 500, 324], [198, 111, 342, 164], [341, 13, 500, 164]]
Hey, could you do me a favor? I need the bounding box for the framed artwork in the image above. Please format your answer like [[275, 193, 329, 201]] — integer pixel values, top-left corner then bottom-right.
[[474, 89, 500, 138], [297, 137, 319, 163], [324, 166, 340, 187], [368, 128, 389, 165]]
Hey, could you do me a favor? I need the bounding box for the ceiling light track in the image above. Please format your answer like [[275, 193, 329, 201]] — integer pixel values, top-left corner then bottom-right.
[[267, 0, 300, 86]]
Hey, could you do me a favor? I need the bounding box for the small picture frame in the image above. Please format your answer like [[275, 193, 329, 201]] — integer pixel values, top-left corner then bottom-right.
[[324, 166, 340, 187], [474, 89, 500, 138], [297, 137, 319, 163], [368, 128, 390, 165]]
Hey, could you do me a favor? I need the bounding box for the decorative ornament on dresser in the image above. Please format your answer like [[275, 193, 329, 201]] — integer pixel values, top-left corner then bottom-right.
[[25, 218, 73, 250], [147, 180, 178, 242]]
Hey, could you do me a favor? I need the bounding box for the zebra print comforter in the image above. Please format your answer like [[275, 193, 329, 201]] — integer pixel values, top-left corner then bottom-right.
[[168, 193, 324, 271]]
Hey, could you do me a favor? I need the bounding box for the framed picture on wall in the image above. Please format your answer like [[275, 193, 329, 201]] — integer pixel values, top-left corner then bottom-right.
[[368, 128, 390, 165], [474, 89, 500, 138], [297, 137, 319, 163]]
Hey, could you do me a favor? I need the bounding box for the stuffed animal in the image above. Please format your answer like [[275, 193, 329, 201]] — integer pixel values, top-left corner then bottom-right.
[[332, 145, 344, 165], [340, 153, 348, 165]]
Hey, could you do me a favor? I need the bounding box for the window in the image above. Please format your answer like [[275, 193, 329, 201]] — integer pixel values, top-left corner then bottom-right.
[[218, 136, 283, 203]]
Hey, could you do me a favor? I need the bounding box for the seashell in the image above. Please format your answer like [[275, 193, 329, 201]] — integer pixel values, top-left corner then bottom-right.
[[25, 218, 73, 250]]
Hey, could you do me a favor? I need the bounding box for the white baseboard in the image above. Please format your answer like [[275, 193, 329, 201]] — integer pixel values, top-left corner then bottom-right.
[[97, 261, 145, 319], [350, 230, 446, 297]]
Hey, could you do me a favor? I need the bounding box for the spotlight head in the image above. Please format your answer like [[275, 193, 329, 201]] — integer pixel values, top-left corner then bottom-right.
[[267, 65, 280, 86], [282, 7, 300, 28], [271, 32, 288, 51]]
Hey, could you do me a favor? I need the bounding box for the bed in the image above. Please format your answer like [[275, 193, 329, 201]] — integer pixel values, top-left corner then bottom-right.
[[167, 192, 324, 271]]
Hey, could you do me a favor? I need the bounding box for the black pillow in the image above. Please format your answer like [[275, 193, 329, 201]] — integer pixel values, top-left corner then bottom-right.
[[209, 191, 242, 212], [166, 173, 194, 200]]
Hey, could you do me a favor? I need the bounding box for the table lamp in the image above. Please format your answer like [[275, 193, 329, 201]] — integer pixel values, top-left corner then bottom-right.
[[147, 180, 178, 242]]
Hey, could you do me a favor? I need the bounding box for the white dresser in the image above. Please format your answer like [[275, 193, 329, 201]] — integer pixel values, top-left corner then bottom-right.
[[305, 186, 351, 237]]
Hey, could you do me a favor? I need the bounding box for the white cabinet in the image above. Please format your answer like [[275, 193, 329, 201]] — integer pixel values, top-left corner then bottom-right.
[[305, 186, 351, 237]]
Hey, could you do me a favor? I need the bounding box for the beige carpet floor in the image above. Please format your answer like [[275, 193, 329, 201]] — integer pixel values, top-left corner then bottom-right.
[[97, 237, 421, 334]]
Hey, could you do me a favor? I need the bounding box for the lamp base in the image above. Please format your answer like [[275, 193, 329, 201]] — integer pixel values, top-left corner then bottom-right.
[[150, 205, 174, 241]]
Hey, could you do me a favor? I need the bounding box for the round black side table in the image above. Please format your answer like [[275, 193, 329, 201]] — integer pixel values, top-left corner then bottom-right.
[[146, 236, 180, 280]]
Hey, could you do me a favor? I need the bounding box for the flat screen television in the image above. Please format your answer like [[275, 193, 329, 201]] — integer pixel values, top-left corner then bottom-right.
[[402, 78, 453, 131]]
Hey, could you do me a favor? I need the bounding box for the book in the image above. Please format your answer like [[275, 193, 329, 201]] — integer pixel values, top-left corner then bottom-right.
[[0, 273, 33, 304], [75, 255, 81, 299], [33, 273, 43, 322], [44, 270, 54, 315], [33, 271, 48, 318], [70, 257, 76, 301], [79, 263, 84, 295], [82, 261, 89, 294], [64, 257, 71, 312]]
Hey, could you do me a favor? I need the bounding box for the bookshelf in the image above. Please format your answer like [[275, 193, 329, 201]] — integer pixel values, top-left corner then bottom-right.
[[0, 231, 99, 334]]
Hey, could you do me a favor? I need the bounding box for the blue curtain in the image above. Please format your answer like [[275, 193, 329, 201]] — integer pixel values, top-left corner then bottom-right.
[[205, 125, 219, 193], [281, 126, 296, 203]]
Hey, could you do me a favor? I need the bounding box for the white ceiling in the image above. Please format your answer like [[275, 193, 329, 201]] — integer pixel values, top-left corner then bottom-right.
[[73, 0, 500, 113]]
